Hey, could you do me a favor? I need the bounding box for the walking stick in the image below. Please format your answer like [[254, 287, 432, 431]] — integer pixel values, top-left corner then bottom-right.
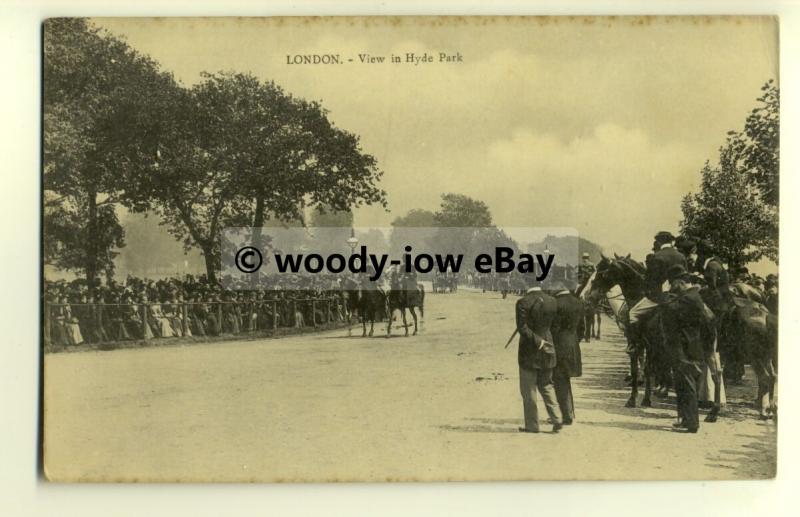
[[504, 328, 519, 349]]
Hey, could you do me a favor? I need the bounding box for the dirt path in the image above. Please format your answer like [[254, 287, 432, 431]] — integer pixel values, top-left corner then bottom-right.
[[43, 289, 776, 482]]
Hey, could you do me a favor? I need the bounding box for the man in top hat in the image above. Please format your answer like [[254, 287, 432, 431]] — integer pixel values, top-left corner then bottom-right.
[[661, 263, 716, 433], [515, 283, 562, 433], [628, 231, 687, 338]]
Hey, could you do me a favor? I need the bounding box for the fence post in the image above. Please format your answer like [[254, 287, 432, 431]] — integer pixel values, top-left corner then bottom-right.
[[327, 298, 332, 324], [249, 302, 255, 332], [141, 303, 150, 341], [272, 300, 278, 330], [312, 300, 317, 328], [292, 300, 298, 327], [217, 302, 223, 333], [182, 303, 188, 335]]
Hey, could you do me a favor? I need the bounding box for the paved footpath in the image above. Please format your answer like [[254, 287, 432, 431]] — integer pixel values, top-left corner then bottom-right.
[[44, 289, 776, 482]]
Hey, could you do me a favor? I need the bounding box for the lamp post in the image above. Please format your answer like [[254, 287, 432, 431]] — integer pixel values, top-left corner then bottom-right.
[[346, 228, 359, 256]]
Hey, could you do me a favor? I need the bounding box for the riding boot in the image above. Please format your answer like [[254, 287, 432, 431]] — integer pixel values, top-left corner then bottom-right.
[[626, 321, 642, 355]]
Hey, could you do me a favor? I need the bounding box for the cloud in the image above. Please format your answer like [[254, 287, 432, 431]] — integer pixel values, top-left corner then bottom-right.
[[479, 124, 700, 257]]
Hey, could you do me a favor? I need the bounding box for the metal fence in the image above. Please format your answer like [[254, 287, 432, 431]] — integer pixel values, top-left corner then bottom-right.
[[44, 297, 347, 349]]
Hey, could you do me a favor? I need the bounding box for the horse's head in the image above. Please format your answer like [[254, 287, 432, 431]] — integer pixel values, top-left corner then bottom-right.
[[588, 253, 645, 300]]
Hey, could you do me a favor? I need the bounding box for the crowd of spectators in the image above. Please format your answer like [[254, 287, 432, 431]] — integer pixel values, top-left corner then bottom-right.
[[44, 273, 349, 348]]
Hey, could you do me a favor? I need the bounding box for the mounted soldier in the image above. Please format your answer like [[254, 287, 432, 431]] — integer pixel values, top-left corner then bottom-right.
[[628, 231, 687, 343], [577, 252, 595, 289], [576, 252, 600, 341]]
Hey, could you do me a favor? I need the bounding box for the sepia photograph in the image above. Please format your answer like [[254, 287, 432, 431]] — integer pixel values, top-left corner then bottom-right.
[[41, 16, 779, 482]]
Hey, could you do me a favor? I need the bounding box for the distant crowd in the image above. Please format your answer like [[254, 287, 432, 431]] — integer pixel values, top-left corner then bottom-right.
[[44, 273, 350, 348]]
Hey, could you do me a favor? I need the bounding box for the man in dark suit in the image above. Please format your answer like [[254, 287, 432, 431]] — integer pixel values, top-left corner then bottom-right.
[[662, 264, 717, 433], [550, 281, 584, 424], [515, 285, 562, 433], [629, 231, 687, 331]]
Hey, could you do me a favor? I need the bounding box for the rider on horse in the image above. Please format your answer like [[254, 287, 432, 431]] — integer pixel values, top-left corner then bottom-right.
[[628, 231, 687, 348]]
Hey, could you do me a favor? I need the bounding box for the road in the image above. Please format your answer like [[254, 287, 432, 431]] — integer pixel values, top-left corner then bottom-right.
[[43, 289, 776, 482]]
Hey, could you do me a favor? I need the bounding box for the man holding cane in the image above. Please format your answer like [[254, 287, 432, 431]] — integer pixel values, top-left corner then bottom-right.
[[514, 285, 563, 433]]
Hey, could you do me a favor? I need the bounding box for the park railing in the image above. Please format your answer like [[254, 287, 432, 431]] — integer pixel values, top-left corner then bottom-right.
[[44, 296, 348, 350]]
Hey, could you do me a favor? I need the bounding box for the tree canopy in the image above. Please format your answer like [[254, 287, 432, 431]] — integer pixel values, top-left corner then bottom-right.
[[680, 80, 779, 267], [44, 18, 178, 286], [44, 20, 387, 285]]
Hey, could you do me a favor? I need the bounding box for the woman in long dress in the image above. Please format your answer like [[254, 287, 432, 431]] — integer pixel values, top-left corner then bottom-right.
[[148, 299, 175, 337], [59, 297, 84, 346]]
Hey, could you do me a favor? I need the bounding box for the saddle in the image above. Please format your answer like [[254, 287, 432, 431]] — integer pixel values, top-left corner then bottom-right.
[[731, 296, 769, 332]]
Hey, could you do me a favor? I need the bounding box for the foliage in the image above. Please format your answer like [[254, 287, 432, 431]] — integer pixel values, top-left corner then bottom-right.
[[43, 18, 177, 287], [433, 193, 492, 227], [139, 72, 386, 282], [680, 81, 779, 266]]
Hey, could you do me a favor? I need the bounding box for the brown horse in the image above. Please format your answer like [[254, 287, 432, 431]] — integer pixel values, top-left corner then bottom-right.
[[342, 276, 387, 337], [719, 297, 777, 419], [386, 272, 425, 337], [587, 255, 672, 409], [589, 255, 775, 421]]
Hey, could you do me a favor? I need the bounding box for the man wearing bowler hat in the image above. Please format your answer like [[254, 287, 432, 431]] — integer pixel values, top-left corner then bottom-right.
[[515, 284, 562, 433], [628, 231, 687, 347], [550, 281, 584, 424], [662, 263, 716, 433]]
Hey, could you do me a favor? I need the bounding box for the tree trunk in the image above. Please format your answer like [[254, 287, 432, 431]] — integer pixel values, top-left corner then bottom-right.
[[250, 196, 266, 289], [85, 187, 98, 295], [201, 242, 218, 285], [252, 196, 265, 247]]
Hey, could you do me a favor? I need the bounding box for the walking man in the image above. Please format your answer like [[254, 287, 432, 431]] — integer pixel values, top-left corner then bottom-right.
[[515, 285, 563, 433]]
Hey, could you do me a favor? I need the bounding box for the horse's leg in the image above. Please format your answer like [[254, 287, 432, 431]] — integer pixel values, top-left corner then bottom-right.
[[584, 313, 591, 342], [410, 307, 418, 335], [402, 307, 409, 337], [596, 312, 601, 339], [641, 348, 653, 407], [386, 305, 393, 338], [369, 313, 374, 337], [626, 349, 638, 407], [705, 370, 721, 422], [755, 368, 770, 419], [769, 375, 777, 421]]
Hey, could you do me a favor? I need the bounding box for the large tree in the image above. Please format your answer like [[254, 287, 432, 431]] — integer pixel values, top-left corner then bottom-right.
[[680, 81, 779, 267], [43, 18, 177, 288], [138, 72, 386, 282], [430, 193, 497, 262]]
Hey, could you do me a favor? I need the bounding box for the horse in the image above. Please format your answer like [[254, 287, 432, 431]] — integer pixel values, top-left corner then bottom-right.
[[585, 254, 677, 410], [719, 296, 778, 419], [386, 272, 425, 336], [342, 276, 387, 337], [576, 272, 602, 341]]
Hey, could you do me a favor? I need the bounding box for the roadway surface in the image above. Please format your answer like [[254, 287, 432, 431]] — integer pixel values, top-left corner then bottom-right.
[[44, 288, 776, 481]]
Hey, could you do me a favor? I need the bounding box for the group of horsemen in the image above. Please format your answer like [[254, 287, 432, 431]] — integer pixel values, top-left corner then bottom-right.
[[514, 230, 778, 435]]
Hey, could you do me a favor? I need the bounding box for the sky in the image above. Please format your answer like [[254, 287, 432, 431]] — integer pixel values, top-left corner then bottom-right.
[[94, 16, 778, 263]]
